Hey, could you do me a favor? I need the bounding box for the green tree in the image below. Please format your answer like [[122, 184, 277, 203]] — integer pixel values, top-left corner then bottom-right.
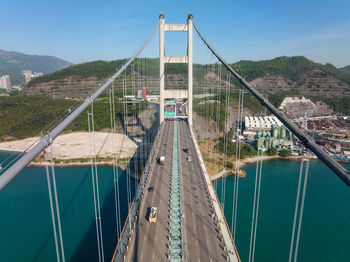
[[279, 149, 292, 157], [265, 147, 278, 156]]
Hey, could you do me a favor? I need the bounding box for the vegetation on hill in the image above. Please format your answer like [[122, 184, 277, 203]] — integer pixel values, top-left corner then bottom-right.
[[279, 149, 292, 157], [265, 147, 278, 156], [193, 90, 264, 127], [231, 56, 350, 86], [216, 137, 257, 159], [0, 95, 145, 142], [4, 55, 350, 142], [0, 49, 72, 85], [26, 55, 350, 89]]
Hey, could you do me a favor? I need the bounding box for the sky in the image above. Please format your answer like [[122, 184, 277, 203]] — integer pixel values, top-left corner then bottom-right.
[[1, 0, 350, 67]]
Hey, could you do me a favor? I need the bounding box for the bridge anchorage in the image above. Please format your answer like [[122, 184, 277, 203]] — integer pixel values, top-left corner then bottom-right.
[[0, 12, 349, 262]]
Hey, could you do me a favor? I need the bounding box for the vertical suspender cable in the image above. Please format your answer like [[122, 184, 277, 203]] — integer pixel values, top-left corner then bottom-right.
[[205, 65, 209, 183], [234, 90, 242, 239], [252, 147, 263, 262], [45, 142, 65, 262], [294, 159, 309, 262], [233, 90, 244, 239], [248, 147, 260, 262], [123, 70, 132, 209], [88, 104, 104, 262], [232, 89, 241, 233], [50, 144, 66, 262], [210, 64, 216, 188], [288, 160, 304, 262], [222, 74, 229, 206], [288, 155, 310, 262], [131, 62, 138, 191], [45, 150, 61, 262], [91, 102, 105, 262], [109, 85, 121, 237]]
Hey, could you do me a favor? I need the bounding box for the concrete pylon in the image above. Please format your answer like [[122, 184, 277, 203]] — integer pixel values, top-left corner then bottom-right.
[[159, 14, 193, 126]]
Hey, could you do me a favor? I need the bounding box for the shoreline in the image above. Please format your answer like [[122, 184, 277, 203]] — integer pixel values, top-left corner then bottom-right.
[[0, 131, 138, 161], [239, 154, 307, 167], [210, 154, 310, 181], [26, 159, 142, 180]]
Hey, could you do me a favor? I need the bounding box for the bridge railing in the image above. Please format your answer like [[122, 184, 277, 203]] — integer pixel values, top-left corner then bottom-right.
[[111, 122, 163, 261]]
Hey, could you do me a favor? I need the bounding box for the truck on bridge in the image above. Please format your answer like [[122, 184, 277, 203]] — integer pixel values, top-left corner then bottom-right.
[[148, 207, 158, 223]]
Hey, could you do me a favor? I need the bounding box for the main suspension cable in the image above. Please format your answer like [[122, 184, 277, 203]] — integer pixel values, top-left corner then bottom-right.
[[192, 19, 350, 187], [0, 19, 160, 191]]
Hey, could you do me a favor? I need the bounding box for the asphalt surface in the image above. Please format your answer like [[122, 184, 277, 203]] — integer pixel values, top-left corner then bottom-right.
[[124, 119, 229, 262]]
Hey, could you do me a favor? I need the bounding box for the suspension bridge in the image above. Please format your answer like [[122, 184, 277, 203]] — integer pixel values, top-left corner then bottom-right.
[[0, 14, 349, 262]]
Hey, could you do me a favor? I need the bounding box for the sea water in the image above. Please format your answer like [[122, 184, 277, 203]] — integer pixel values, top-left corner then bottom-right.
[[215, 159, 350, 262], [1, 151, 349, 261], [0, 151, 136, 262]]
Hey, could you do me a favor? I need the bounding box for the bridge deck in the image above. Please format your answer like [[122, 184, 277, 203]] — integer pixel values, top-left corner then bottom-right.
[[124, 120, 231, 261]]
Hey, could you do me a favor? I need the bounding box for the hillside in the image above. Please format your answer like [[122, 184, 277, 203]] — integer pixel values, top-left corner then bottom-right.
[[341, 65, 350, 73], [232, 56, 350, 95], [27, 56, 350, 92], [0, 95, 145, 142], [23, 56, 350, 115], [0, 49, 72, 85]]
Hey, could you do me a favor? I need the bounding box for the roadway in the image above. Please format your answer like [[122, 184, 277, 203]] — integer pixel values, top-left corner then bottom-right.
[[124, 119, 230, 261], [124, 120, 174, 261], [178, 120, 229, 261]]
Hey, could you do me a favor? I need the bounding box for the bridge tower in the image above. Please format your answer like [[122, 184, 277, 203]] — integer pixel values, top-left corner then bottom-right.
[[159, 14, 193, 126]]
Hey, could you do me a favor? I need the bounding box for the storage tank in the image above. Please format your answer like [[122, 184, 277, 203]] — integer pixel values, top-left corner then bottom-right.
[[272, 125, 279, 138], [281, 126, 286, 139], [264, 139, 270, 148], [257, 139, 264, 149]]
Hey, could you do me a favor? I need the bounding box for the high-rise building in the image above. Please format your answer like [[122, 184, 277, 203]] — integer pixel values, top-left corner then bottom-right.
[[22, 70, 32, 84], [0, 75, 11, 91], [22, 70, 43, 84]]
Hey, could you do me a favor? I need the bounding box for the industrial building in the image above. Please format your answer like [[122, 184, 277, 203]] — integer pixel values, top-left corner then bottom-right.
[[242, 115, 294, 151], [244, 116, 283, 132], [255, 125, 294, 150]]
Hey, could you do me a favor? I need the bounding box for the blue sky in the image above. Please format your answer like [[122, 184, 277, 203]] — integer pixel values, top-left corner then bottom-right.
[[1, 0, 350, 67]]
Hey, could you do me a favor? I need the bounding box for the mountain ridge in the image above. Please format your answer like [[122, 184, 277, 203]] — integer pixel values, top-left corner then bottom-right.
[[341, 65, 350, 73], [0, 49, 72, 85]]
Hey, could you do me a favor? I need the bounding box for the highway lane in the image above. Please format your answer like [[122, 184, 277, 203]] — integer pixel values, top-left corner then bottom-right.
[[178, 120, 229, 262], [124, 119, 230, 261], [125, 120, 174, 262]]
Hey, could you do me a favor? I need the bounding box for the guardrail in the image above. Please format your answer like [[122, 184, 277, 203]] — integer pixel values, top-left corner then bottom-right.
[[112, 123, 163, 261]]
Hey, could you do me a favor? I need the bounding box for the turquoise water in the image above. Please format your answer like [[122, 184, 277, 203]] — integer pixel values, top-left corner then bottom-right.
[[1, 151, 349, 262], [215, 159, 350, 262], [0, 151, 136, 262]]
